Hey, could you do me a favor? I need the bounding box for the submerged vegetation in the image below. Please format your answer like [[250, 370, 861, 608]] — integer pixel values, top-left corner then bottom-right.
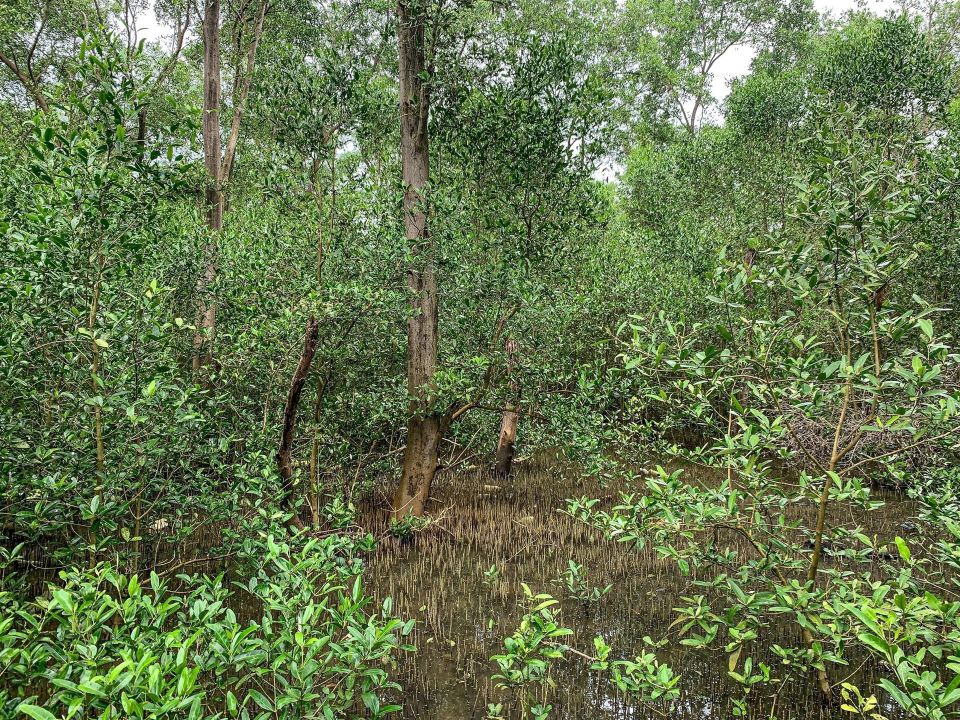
[[2, 0, 960, 717]]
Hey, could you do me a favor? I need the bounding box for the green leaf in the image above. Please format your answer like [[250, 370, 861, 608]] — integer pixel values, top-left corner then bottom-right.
[[858, 632, 891, 658], [894, 536, 911, 563], [18, 705, 56, 720], [248, 690, 273, 712], [878, 678, 913, 711]]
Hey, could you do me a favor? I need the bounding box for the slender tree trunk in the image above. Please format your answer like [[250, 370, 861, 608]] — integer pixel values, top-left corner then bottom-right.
[[87, 250, 105, 567], [193, 0, 223, 373], [807, 380, 852, 582], [88, 252, 106, 475], [392, 0, 442, 520], [493, 338, 520, 477], [277, 317, 320, 528], [309, 142, 334, 523], [192, 0, 266, 374], [220, 0, 267, 185]]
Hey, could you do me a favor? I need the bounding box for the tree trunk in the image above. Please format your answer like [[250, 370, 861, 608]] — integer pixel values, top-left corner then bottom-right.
[[309, 141, 334, 523], [493, 405, 519, 476], [277, 317, 320, 528], [493, 337, 520, 476], [191, 0, 267, 374], [392, 0, 442, 520], [396, 413, 447, 518], [193, 0, 223, 374], [220, 0, 267, 186]]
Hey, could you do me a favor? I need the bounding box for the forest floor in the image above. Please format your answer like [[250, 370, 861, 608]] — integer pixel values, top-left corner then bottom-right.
[[358, 456, 915, 720]]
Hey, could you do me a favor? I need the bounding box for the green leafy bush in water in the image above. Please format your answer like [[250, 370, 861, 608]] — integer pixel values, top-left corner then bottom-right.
[[1, 533, 413, 720], [552, 560, 611, 606], [489, 586, 678, 719], [570, 102, 960, 718], [489, 585, 572, 719]]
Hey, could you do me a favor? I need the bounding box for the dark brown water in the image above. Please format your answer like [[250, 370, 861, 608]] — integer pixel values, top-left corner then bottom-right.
[[360, 456, 916, 720]]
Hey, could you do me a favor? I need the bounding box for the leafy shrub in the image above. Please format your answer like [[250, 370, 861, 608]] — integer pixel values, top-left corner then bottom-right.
[[2, 534, 412, 720]]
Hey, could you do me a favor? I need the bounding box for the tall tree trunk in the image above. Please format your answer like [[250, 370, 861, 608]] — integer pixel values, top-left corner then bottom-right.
[[309, 141, 334, 523], [192, 0, 266, 374], [392, 0, 442, 520], [493, 337, 519, 476], [193, 0, 223, 373]]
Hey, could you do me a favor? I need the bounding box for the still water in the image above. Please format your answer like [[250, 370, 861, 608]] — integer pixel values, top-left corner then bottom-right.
[[360, 456, 915, 720]]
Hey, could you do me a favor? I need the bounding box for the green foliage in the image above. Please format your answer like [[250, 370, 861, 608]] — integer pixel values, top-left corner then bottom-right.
[[590, 636, 680, 704], [387, 514, 431, 540], [482, 564, 502, 587], [840, 682, 889, 720], [619, 0, 813, 132], [2, 533, 412, 720], [491, 585, 572, 692], [552, 559, 611, 605], [3, 0, 960, 716], [576, 56, 960, 718], [814, 13, 953, 120], [490, 585, 572, 718], [490, 586, 679, 716]]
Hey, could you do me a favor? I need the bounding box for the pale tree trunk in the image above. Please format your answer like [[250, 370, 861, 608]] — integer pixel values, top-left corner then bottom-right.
[[193, 0, 223, 373], [193, 0, 267, 373], [493, 337, 519, 477], [309, 141, 334, 524], [392, 0, 443, 520]]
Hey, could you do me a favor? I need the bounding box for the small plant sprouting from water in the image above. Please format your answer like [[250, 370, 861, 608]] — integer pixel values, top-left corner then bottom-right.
[[484, 703, 506, 720], [491, 586, 681, 718], [553, 559, 611, 605], [388, 513, 431, 540], [728, 656, 773, 717], [839, 683, 890, 720], [483, 563, 502, 587], [490, 584, 572, 718], [591, 636, 681, 705]]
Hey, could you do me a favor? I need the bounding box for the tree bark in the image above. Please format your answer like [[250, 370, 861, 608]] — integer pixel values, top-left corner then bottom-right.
[[193, 0, 223, 374], [220, 0, 267, 186], [494, 406, 519, 476], [277, 317, 320, 528], [192, 0, 266, 374], [392, 0, 442, 520], [493, 337, 520, 476]]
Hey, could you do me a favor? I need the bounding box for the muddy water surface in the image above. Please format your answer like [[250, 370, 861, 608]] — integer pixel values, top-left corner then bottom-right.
[[360, 457, 916, 720]]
